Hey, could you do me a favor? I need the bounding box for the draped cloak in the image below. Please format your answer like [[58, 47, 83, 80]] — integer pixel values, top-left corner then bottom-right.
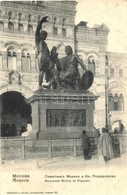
[[99, 132, 114, 160]]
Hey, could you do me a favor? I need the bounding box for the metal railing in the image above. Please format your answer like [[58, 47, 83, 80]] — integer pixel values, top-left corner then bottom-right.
[[1, 134, 126, 160], [0, 136, 98, 160]]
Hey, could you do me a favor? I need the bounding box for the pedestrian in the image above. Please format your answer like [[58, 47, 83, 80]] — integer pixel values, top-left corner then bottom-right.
[[99, 127, 114, 163], [81, 130, 91, 160], [112, 131, 120, 158]]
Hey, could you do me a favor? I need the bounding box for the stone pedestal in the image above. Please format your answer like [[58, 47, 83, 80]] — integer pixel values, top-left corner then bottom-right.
[[27, 89, 98, 139]]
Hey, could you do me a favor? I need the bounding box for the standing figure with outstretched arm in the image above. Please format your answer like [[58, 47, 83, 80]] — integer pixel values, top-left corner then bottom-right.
[[35, 16, 60, 88]]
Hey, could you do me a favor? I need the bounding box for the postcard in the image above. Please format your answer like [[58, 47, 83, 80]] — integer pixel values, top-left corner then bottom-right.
[[0, 0, 127, 195]]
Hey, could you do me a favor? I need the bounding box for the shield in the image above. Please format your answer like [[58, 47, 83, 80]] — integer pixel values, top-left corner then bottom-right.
[[80, 70, 94, 90]]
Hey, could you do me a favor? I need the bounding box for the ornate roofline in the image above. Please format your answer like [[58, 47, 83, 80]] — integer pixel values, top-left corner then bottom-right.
[[0, 1, 77, 17]]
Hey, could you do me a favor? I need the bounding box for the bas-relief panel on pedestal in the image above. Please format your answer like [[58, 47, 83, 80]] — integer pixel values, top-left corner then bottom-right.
[[46, 109, 86, 127]]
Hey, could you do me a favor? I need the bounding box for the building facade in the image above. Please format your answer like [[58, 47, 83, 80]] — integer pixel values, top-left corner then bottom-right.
[[108, 52, 127, 132], [0, 1, 127, 136], [75, 21, 127, 131]]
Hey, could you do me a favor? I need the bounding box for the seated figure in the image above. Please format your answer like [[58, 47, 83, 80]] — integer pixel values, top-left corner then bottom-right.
[[59, 46, 87, 89]]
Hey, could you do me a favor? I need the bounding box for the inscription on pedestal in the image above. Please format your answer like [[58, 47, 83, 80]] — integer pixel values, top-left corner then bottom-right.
[[46, 109, 86, 127]]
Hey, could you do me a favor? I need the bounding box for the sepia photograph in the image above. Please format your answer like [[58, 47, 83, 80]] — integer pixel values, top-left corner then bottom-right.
[[0, 0, 127, 194]]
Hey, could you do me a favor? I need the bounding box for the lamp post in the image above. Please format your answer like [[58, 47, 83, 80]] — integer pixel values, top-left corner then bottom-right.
[[105, 53, 109, 129]]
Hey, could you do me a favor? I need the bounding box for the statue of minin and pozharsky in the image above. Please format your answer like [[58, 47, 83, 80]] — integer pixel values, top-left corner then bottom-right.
[[26, 16, 97, 139], [35, 16, 94, 91]]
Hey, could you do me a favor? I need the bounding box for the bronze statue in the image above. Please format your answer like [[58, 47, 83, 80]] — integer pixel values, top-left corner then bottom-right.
[[59, 46, 94, 90], [35, 16, 60, 88], [35, 16, 93, 90], [43, 45, 61, 89]]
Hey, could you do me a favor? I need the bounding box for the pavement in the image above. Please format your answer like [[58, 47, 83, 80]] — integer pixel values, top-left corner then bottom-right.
[[1, 152, 127, 170], [1, 153, 127, 195]]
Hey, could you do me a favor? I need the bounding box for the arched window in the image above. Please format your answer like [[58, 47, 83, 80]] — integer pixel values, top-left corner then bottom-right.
[[7, 51, 17, 70], [32, 1, 37, 5], [28, 24, 33, 34], [119, 69, 123, 78], [18, 23, 24, 32], [110, 68, 114, 77], [109, 93, 124, 111], [21, 52, 31, 72], [62, 28, 66, 36], [62, 18, 65, 26], [114, 94, 119, 111], [119, 94, 124, 111], [88, 56, 95, 75], [53, 26, 57, 35], [0, 21, 4, 30], [8, 21, 14, 31]]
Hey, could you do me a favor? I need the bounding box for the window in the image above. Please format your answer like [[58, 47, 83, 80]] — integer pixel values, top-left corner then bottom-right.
[[62, 28, 66, 36], [119, 94, 124, 111], [8, 22, 14, 31], [109, 93, 124, 111], [119, 69, 123, 78], [114, 94, 119, 111], [114, 102, 119, 111], [110, 68, 114, 77], [53, 26, 57, 35], [22, 53, 31, 72], [88, 56, 95, 75], [7, 51, 17, 70], [28, 24, 33, 34], [18, 23, 24, 32], [32, 1, 37, 5], [0, 21, 4, 30], [108, 93, 114, 111], [62, 18, 65, 26]]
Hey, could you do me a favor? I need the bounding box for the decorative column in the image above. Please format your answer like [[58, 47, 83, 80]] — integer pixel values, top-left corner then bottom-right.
[[66, 27, 73, 37], [17, 53, 22, 71], [23, 22, 28, 32], [2, 51, 8, 70], [31, 54, 36, 72], [57, 25, 62, 36], [14, 20, 19, 31], [95, 60, 99, 76], [3, 19, 9, 30], [33, 24, 36, 34]]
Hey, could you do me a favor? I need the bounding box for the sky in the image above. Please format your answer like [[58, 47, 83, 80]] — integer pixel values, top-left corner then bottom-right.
[[76, 0, 127, 53]]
